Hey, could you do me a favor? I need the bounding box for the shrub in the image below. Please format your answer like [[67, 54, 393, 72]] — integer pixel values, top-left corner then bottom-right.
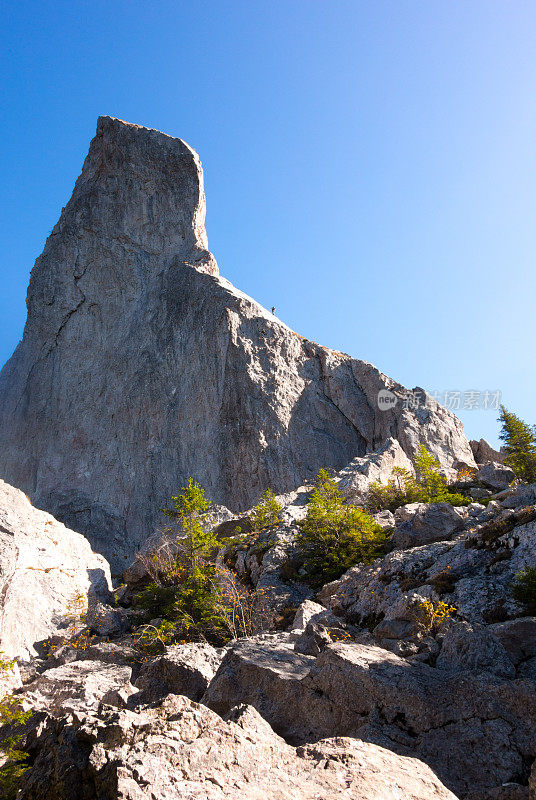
[[499, 406, 536, 484], [296, 469, 386, 587], [413, 445, 470, 505], [249, 489, 283, 531], [366, 445, 471, 512], [366, 467, 422, 512], [42, 590, 94, 657], [512, 567, 536, 614], [0, 658, 32, 800], [132, 480, 274, 653], [414, 598, 455, 634], [212, 568, 275, 640]]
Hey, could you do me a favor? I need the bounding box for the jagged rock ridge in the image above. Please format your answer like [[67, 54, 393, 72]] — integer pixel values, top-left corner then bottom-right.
[[0, 117, 474, 567]]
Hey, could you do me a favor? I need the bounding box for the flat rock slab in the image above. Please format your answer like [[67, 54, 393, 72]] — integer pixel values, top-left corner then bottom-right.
[[22, 660, 136, 715]]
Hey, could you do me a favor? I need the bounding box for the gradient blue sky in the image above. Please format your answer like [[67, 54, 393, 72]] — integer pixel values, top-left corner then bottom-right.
[[2, 1, 535, 447]]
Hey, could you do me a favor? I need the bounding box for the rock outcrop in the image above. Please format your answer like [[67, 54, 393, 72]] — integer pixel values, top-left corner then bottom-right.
[[18, 694, 458, 800], [203, 633, 536, 797], [0, 117, 474, 567], [470, 438, 505, 465], [0, 479, 112, 660]]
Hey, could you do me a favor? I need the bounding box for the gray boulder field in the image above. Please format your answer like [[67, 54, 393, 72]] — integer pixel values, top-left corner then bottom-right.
[[18, 694, 458, 800]]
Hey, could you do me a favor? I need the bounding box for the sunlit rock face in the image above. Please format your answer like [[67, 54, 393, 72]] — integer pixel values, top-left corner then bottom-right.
[[0, 117, 474, 568]]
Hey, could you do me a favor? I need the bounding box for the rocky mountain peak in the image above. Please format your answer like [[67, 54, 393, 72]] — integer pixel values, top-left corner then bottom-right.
[[50, 114, 217, 275], [0, 118, 475, 567]]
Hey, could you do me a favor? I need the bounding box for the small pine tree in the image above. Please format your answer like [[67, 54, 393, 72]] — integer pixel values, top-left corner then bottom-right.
[[135, 480, 274, 650], [134, 480, 227, 648], [249, 489, 283, 530], [162, 479, 219, 575], [499, 406, 536, 484], [413, 445, 449, 501], [297, 469, 386, 587]]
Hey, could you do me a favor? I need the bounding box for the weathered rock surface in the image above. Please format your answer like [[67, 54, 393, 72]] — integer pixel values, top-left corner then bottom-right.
[[0, 479, 112, 659], [470, 438, 505, 465], [204, 637, 536, 797], [0, 116, 474, 567], [391, 502, 467, 549], [476, 462, 515, 491], [202, 633, 318, 741], [436, 622, 516, 678], [133, 642, 223, 703], [19, 694, 458, 800], [22, 660, 136, 715], [337, 437, 415, 503], [319, 511, 536, 627]]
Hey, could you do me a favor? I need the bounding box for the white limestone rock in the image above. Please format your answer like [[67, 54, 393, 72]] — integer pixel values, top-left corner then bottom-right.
[[338, 437, 415, 503], [0, 479, 112, 660]]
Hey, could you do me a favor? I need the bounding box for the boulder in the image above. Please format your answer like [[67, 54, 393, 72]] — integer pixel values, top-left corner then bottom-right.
[[0, 479, 112, 660], [436, 622, 516, 678], [470, 439, 505, 465], [373, 509, 396, 528], [22, 660, 136, 715], [44, 639, 138, 669], [488, 618, 536, 665], [306, 643, 536, 796], [19, 694, 458, 800], [204, 633, 536, 797], [84, 599, 130, 637], [134, 642, 223, 703], [501, 483, 536, 510], [294, 622, 335, 655], [290, 600, 326, 631], [202, 633, 342, 743], [337, 438, 415, 504], [391, 502, 466, 549], [394, 502, 429, 525], [477, 463, 515, 491], [0, 116, 475, 568]]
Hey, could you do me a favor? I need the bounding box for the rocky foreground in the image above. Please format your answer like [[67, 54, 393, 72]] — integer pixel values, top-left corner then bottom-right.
[[1, 443, 535, 799]]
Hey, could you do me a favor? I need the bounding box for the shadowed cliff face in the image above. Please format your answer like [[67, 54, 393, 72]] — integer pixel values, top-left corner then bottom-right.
[[0, 117, 474, 569]]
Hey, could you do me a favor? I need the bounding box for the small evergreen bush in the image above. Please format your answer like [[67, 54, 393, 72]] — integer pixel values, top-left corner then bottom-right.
[[249, 489, 283, 531], [366, 445, 470, 512], [512, 566, 536, 614], [133, 480, 273, 654], [297, 469, 386, 587]]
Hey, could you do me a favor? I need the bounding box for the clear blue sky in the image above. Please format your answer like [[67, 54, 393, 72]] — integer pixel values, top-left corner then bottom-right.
[[2, 0, 535, 447]]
